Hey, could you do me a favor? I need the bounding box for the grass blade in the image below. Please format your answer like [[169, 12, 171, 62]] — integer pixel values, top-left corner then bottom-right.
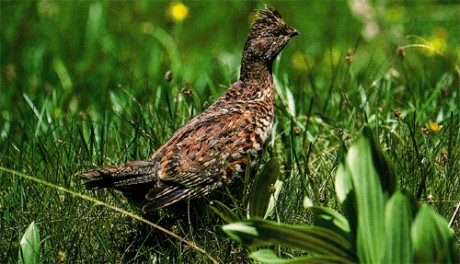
[[210, 200, 240, 224]]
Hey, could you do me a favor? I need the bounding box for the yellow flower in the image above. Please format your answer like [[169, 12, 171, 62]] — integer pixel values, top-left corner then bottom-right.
[[424, 27, 447, 55], [169, 2, 189, 22], [429, 121, 443, 132]]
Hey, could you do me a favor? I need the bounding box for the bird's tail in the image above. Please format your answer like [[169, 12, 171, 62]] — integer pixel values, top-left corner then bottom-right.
[[76, 160, 156, 203]]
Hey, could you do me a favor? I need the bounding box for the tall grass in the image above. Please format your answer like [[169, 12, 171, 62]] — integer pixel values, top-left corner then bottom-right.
[[1, 1, 459, 262]]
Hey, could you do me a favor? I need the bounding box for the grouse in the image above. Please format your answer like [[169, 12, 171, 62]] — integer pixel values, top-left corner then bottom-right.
[[77, 6, 299, 212]]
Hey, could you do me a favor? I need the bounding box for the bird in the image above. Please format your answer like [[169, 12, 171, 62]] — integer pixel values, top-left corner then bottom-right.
[[77, 6, 299, 213]]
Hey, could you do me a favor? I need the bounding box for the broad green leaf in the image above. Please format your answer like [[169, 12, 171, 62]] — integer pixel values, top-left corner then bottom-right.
[[223, 219, 356, 261], [383, 191, 414, 263], [249, 249, 353, 264], [248, 159, 280, 219], [334, 161, 357, 239], [18, 221, 40, 264], [363, 127, 396, 194], [223, 222, 259, 243], [306, 205, 351, 240], [335, 162, 353, 204], [411, 204, 459, 263], [303, 195, 314, 208], [345, 128, 386, 263], [264, 179, 283, 219], [210, 200, 240, 224]]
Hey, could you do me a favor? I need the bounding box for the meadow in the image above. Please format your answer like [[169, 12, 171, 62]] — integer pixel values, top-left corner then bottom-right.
[[1, 1, 459, 263]]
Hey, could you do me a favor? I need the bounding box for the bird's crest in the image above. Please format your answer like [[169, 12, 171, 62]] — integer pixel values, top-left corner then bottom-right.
[[253, 6, 286, 29]]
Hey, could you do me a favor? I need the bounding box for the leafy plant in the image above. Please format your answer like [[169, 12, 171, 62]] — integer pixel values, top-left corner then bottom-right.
[[18, 221, 40, 264], [223, 127, 458, 263], [211, 158, 282, 224]]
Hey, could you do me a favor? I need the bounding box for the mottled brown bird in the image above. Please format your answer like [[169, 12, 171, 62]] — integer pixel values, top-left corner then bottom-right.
[[77, 6, 299, 212]]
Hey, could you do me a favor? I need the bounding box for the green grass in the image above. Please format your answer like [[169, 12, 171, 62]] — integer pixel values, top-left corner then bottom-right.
[[1, 1, 459, 263]]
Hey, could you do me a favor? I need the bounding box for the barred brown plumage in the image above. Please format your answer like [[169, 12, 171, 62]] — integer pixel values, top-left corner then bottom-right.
[[76, 6, 299, 212]]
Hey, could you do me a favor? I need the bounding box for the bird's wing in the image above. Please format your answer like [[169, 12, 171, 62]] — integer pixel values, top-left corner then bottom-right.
[[152, 108, 258, 187], [137, 108, 260, 211]]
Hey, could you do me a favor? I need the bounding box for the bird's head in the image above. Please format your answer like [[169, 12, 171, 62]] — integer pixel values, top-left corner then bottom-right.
[[243, 6, 299, 65]]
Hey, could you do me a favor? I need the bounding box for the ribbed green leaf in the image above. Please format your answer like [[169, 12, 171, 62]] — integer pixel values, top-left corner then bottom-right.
[[344, 128, 386, 263], [383, 191, 414, 263], [18, 221, 40, 264], [248, 159, 280, 219], [249, 249, 353, 264], [334, 160, 357, 239], [223, 219, 356, 261], [363, 127, 396, 195], [334, 161, 353, 205], [306, 205, 351, 240], [210, 200, 240, 224], [411, 205, 459, 263], [264, 179, 283, 219]]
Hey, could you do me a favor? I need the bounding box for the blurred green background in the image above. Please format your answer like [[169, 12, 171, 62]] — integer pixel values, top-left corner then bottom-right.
[[2, 1, 459, 120]]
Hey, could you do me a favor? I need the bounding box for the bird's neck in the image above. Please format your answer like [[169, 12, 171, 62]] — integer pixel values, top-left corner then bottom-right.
[[239, 59, 273, 84]]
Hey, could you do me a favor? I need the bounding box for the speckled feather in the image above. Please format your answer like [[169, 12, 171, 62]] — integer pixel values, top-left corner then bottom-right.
[[77, 6, 299, 212]]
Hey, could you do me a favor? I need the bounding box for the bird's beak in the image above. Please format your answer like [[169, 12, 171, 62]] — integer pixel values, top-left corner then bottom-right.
[[290, 29, 300, 37]]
